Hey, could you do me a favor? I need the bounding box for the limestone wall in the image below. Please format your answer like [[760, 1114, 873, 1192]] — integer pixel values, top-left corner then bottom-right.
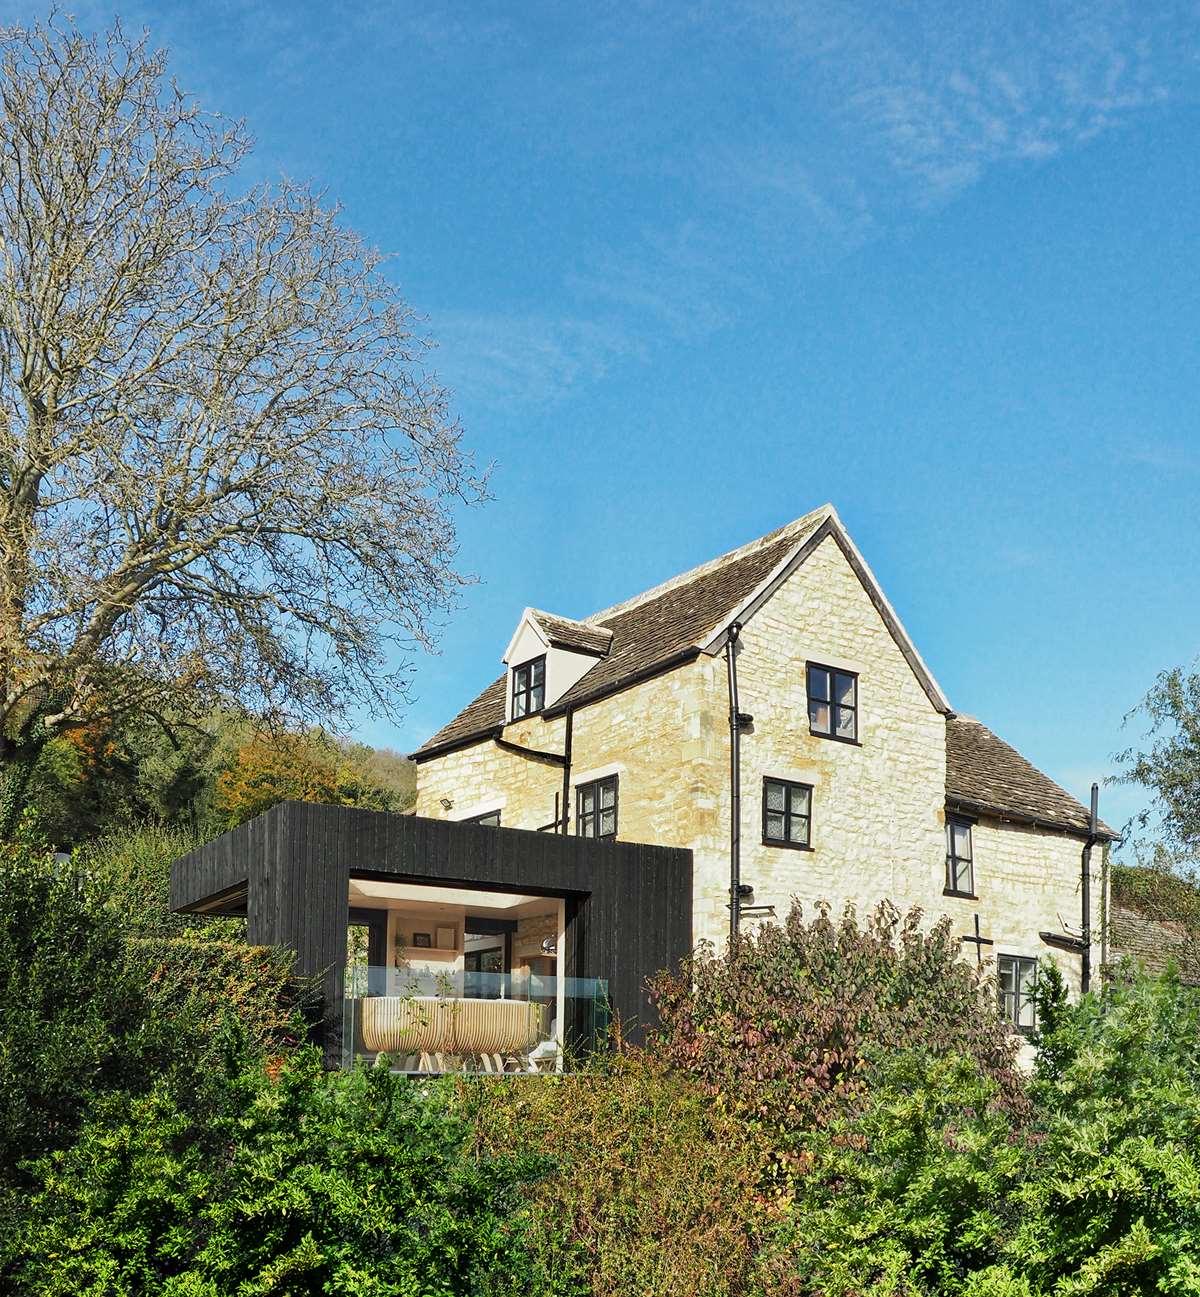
[[686, 532, 946, 943], [414, 531, 1102, 1004], [413, 668, 704, 848]]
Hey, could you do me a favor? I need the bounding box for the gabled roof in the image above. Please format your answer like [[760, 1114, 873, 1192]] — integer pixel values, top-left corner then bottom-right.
[[945, 716, 1117, 840], [414, 505, 948, 760]]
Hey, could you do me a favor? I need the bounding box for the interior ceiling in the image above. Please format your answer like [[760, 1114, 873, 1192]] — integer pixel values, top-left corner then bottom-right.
[[348, 878, 554, 914]]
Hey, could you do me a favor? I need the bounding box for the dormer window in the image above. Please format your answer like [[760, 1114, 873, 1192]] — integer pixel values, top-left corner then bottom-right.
[[511, 655, 546, 718]]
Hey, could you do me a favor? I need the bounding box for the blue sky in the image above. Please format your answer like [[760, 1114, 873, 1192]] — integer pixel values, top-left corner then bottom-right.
[[33, 1, 1200, 843]]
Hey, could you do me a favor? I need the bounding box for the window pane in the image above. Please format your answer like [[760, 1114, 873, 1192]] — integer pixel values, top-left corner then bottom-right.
[[531, 682, 545, 710], [530, 657, 544, 685], [809, 701, 831, 733], [599, 781, 616, 809], [834, 672, 856, 706], [952, 822, 972, 861], [788, 816, 809, 845], [765, 781, 785, 811], [788, 785, 811, 815], [835, 706, 856, 739], [579, 787, 594, 813], [954, 857, 973, 893], [513, 693, 528, 718], [599, 808, 616, 837], [808, 667, 830, 702], [765, 812, 785, 841]]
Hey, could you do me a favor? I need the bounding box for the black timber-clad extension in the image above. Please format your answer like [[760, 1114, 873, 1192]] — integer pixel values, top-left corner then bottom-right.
[[169, 801, 693, 1059]]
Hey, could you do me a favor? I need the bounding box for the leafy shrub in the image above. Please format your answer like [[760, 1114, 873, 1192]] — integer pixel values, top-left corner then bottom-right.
[[649, 901, 1025, 1152], [1007, 964, 1200, 1293], [0, 818, 154, 1179], [133, 936, 311, 1059], [12, 1050, 542, 1297], [467, 1054, 774, 1297], [769, 1051, 1027, 1296], [767, 967, 1200, 1296], [0, 819, 306, 1189], [76, 821, 233, 937]]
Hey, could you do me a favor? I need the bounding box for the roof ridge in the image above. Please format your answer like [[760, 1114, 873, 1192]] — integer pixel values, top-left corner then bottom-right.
[[528, 607, 611, 630], [589, 503, 834, 622]]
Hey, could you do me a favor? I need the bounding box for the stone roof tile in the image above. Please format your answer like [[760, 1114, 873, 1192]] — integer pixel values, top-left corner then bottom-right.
[[413, 509, 828, 757], [946, 715, 1116, 839], [527, 610, 613, 657]]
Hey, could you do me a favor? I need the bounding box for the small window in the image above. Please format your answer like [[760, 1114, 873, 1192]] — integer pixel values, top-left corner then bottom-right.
[[998, 955, 1038, 1035], [807, 663, 858, 742], [945, 816, 975, 896], [762, 777, 812, 849], [512, 655, 546, 719], [466, 810, 501, 827], [576, 775, 618, 840]]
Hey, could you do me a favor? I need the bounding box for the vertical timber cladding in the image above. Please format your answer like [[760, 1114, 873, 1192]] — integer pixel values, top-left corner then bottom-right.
[[170, 801, 693, 1059]]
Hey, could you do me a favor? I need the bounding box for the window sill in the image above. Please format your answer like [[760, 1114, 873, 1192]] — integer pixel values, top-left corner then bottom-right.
[[808, 731, 862, 747], [762, 838, 813, 852], [943, 888, 978, 900]]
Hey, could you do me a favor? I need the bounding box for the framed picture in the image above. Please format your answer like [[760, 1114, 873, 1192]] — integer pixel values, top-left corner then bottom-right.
[[435, 925, 457, 951], [411, 932, 432, 949]]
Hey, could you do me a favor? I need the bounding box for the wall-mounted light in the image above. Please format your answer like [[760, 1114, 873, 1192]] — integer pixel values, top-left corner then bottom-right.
[[541, 936, 557, 954], [439, 797, 453, 811]]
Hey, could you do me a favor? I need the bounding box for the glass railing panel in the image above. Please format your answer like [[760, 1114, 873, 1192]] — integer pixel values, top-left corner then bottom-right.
[[341, 966, 610, 1074]]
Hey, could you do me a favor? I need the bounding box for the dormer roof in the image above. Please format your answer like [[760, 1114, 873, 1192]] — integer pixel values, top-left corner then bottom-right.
[[524, 610, 613, 658]]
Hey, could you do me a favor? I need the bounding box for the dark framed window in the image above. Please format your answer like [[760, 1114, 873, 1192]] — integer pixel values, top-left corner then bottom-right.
[[511, 655, 546, 719], [998, 955, 1038, 1036], [576, 775, 618, 840], [762, 777, 813, 850], [807, 663, 858, 742], [945, 816, 975, 896], [466, 810, 501, 827]]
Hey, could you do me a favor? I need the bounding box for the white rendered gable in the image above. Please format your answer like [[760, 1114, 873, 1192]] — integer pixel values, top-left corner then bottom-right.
[[502, 609, 601, 721]]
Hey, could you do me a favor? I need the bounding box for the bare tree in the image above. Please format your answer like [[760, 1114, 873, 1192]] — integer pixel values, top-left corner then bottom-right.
[[0, 16, 484, 831]]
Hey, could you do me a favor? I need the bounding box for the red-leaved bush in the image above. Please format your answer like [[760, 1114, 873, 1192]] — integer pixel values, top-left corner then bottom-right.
[[648, 900, 1027, 1142]]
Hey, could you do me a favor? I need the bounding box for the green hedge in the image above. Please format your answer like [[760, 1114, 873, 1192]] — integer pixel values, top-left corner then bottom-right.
[[129, 936, 314, 1057]]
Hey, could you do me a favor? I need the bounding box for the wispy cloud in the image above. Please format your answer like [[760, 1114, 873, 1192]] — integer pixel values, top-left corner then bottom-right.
[[745, 1, 1190, 207], [432, 311, 644, 409], [1115, 440, 1200, 472]]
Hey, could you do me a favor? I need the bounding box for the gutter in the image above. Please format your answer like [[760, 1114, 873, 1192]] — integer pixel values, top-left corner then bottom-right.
[[944, 797, 1117, 843], [413, 647, 704, 762]]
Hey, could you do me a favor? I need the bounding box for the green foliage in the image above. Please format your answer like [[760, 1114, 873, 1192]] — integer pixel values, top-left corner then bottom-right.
[[1113, 661, 1200, 871], [1111, 859, 1200, 929], [14, 1051, 542, 1297], [649, 900, 1025, 1147], [0, 818, 305, 1193], [772, 1052, 1026, 1296], [1009, 967, 1200, 1294], [0, 817, 154, 1179], [77, 821, 230, 937], [132, 937, 311, 1061], [772, 969, 1200, 1296], [467, 1054, 773, 1297], [15, 707, 417, 848]]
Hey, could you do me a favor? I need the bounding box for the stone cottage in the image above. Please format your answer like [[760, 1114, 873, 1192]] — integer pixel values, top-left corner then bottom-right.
[[412, 504, 1116, 1033]]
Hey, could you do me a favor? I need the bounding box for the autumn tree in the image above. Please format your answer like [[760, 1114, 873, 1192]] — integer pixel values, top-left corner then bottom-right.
[[214, 729, 413, 828], [0, 17, 482, 833]]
